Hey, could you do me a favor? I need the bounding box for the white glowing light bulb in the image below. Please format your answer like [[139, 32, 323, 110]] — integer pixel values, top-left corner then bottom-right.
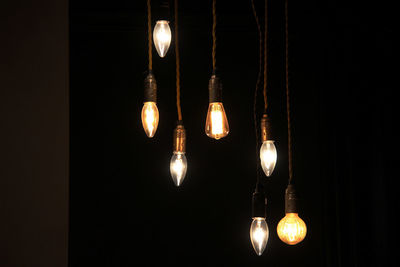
[[250, 217, 269, 256], [170, 152, 187, 186], [260, 140, 277, 176], [153, 20, 171, 58]]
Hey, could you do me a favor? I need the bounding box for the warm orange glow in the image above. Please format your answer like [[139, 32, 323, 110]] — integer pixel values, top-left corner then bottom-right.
[[277, 213, 307, 245], [141, 101, 159, 138], [205, 102, 229, 139]]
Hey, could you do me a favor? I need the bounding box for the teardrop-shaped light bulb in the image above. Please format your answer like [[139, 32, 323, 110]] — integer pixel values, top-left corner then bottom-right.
[[205, 102, 229, 140], [277, 213, 307, 245], [141, 101, 159, 138], [153, 20, 171, 58], [250, 217, 269, 256], [170, 152, 187, 186], [260, 140, 277, 176]]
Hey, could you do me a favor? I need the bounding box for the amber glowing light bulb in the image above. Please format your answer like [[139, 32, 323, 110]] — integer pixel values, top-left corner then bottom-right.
[[141, 72, 159, 138], [205, 74, 229, 139], [277, 185, 307, 245]]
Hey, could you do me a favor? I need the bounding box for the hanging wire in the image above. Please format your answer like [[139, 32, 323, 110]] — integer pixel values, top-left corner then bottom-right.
[[212, 0, 217, 71], [263, 0, 268, 112], [285, 0, 293, 184], [174, 0, 182, 121], [251, 0, 263, 189], [147, 0, 153, 71]]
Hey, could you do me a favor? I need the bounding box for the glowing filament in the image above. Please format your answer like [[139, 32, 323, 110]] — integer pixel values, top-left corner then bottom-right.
[[205, 102, 229, 140], [141, 102, 159, 138], [277, 213, 307, 245]]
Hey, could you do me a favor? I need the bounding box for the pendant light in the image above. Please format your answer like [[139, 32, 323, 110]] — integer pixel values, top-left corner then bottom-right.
[[153, 1, 172, 58], [276, 0, 307, 245], [259, 0, 277, 177], [142, 0, 159, 138], [205, 0, 229, 140], [169, 0, 187, 187], [250, 188, 269, 256], [249, 0, 269, 256]]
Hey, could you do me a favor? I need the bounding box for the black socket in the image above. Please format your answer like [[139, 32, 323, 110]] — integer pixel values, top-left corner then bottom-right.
[[144, 71, 157, 102], [285, 184, 298, 213], [252, 191, 266, 218], [208, 74, 222, 103]]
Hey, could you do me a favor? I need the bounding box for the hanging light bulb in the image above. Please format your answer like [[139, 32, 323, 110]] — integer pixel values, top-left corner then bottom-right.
[[170, 122, 187, 186], [153, 20, 171, 58], [250, 218, 269, 256], [260, 114, 277, 176], [260, 141, 277, 176], [277, 213, 307, 245], [277, 185, 307, 245], [205, 74, 229, 139], [250, 190, 269, 256], [141, 72, 159, 138]]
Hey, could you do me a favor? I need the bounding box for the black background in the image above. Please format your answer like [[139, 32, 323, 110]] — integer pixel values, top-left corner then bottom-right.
[[70, 0, 395, 266]]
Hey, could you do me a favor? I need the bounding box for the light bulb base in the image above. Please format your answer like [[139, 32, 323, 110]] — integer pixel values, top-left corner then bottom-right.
[[285, 184, 298, 213], [144, 71, 157, 102], [252, 191, 266, 219], [208, 74, 223, 103], [260, 114, 273, 142], [173, 121, 186, 153]]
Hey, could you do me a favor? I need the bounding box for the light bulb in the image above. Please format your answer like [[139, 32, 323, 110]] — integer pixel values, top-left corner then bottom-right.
[[170, 152, 187, 186], [141, 101, 159, 138], [153, 20, 171, 58], [260, 140, 277, 176], [250, 217, 269, 256], [277, 213, 307, 245], [205, 102, 229, 140]]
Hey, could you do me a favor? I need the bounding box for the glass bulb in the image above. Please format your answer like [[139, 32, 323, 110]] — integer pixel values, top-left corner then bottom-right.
[[250, 217, 269, 256], [141, 101, 159, 138], [260, 140, 277, 177], [277, 213, 307, 245], [153, 20, 171, 58], [170, 152, 187, 186], [205, 102, 229, 140]]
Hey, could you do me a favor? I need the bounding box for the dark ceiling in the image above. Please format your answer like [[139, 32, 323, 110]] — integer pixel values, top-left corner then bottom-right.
[[69, 0, 395, 266]]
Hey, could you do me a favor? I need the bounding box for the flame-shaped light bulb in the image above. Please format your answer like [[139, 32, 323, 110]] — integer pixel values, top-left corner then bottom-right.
[[250, 217, 269, 256], [170, 152, 187, 186], [277, 213, 307, 245], [205, 102, 229, 140], [141, 101, 159, 138], [170, 123, 187, 186], [153, 20, 171, 58], [260, 140, 277, 176]]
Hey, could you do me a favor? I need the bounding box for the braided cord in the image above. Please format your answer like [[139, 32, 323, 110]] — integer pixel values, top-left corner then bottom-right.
[[263, 0, 268, 112], [174, 0, 182, 121], [212, 0, 217, 71], [147, 0, 152, 71], [285, 0, 293, 184], [251, 0, 263, 189]]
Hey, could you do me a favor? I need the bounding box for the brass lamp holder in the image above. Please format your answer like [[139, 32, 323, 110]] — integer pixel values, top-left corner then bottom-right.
[[260, 113, 272, 142], [173, 121, 186, 153]]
